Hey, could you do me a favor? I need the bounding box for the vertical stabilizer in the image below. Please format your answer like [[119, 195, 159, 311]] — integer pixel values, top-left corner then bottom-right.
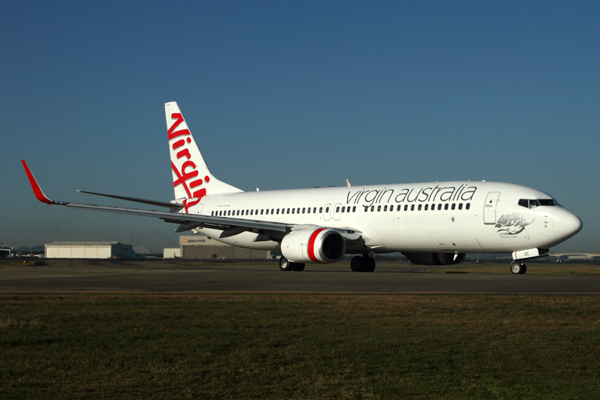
[[165, 102, 242, 205]]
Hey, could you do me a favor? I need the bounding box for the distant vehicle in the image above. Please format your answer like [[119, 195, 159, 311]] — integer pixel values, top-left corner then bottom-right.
[[0, 244, 11, 259], [22, 102, 582, 274]]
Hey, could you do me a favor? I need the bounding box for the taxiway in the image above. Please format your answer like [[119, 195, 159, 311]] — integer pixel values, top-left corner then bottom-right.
[[0, 260, 598, 294]]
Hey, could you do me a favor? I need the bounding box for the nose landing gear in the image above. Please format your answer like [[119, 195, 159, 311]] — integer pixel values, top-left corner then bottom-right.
[[510, 261, 527, 274]]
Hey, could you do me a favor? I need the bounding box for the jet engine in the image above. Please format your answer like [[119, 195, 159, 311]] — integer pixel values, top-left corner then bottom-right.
[[281, 228, 346, 263], [403, 252, 466, 265]]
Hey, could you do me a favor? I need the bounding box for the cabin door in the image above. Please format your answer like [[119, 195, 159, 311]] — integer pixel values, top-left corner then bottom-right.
[[483, 192, 500, 225]]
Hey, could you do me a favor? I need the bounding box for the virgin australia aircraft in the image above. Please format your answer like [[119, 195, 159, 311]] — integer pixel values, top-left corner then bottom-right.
[[22, 102, 582, 274]]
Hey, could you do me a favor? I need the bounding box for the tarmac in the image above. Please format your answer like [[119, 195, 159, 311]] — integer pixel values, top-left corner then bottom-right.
[[0, 259, 599, 294]]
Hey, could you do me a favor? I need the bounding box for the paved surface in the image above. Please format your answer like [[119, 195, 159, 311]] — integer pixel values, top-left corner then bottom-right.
[[0, 260, 598, 294]]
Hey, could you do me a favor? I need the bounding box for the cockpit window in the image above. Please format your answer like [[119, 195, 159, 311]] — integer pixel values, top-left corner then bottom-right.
[[518, 199, 529, 208], [518, 198, 559, 208]]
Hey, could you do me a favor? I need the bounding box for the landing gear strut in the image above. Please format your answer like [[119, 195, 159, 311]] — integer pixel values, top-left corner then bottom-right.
[[350, 255, 376, 272], [279, 257, 305, 271], [510, 261, 527, 275]]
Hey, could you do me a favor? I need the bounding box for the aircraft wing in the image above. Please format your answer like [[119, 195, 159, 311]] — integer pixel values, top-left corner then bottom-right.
[[22, 160, 362, 242], [22, 160, 289, 235], [76, 190, 184, 210]]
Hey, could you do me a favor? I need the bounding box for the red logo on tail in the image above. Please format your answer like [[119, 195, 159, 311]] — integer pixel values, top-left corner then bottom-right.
[[169, 113, 210, 213]]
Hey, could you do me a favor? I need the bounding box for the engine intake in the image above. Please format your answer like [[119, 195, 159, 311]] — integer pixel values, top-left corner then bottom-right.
[[281, 228, 346, 263], [403, 252, 466, 265]]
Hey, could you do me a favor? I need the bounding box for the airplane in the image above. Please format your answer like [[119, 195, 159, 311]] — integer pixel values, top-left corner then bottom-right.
[[22, 102, 583, 274]]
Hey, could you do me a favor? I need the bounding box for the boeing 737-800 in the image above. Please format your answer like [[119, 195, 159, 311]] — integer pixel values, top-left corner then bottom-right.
[[22, 102, 582, 274]]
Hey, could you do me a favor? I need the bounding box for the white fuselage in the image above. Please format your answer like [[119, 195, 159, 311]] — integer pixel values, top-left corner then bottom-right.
[[188, 180, 582, 255]]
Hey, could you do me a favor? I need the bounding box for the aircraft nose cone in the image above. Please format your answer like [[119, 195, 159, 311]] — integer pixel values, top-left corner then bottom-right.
[[553, 208, 583, 241]]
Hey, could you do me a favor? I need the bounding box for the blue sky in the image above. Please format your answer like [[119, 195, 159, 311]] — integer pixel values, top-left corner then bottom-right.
[[1, 1, 598, 253]]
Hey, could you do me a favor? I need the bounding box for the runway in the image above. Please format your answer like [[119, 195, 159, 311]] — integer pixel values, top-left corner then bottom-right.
[[1, 260, 599, 294]]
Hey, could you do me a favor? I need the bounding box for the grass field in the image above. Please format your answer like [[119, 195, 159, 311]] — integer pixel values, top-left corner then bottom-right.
[[1, 294, 599, 399]]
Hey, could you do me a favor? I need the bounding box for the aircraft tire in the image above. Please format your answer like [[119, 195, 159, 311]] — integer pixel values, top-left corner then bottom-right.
[[351, 256, 363, 272], [279, 257, 294, 271], [365, 257, 376, 272], [291, 262, 305, 271], [510, 262, 527, 275]]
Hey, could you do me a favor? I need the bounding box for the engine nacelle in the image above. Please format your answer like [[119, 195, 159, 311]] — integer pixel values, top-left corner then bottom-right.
[[404, 252, 466, 265], [281, 228, 346, 263]]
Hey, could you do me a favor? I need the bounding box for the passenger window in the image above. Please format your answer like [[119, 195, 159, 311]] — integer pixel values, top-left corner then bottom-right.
[[404, 205, 408, 211], [319, 207, 323, 213], [313, 207, 317, 213], [438, 204, 442, 210], [383, 205, 387, 211], [326, 207, 330, 213], [444, 204, 449, 210], [397, 205, 401, 211], [466, 203, 470, 210], [287, 208, 290, 214], [424, 204, 428, 211], [307, 208, 311, 214], [418, 204, 422, 211], [377, 205, 381, 212], [451, 204, 456, 210], [336, 207, 340, 213], [292, 208, 295, 214], [458, 203, 463, 210], [297, 208, 300, 214], [352, 206, 356, 212], [411, 205, 415, 211], [303, 208, 306, 214], [261, 210, 264, 215]]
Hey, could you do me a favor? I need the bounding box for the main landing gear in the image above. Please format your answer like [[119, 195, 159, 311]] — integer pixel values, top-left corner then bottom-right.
[[350, 255, 376, 272], [510, 261, 527, 275], [279, 257, 305, 271]]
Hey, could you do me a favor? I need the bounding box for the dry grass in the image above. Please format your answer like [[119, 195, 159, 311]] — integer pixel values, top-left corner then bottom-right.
[[1, 293, 599, 399]]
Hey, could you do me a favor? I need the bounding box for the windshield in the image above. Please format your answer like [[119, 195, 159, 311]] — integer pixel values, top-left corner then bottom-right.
[[518, 198, 560, 208]]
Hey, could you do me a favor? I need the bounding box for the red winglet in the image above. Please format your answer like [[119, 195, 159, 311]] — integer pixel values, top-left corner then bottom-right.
[[21, 160, 57, 205]]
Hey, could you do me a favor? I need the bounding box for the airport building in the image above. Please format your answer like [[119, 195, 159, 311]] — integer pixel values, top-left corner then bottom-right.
[[45, 242, 141, 259], [178, 235, 271, 260]]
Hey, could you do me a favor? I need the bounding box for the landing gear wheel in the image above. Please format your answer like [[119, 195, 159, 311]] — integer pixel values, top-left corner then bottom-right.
[[291, 263, 305, 271], [279, 257, 294, 271], [510, 262, 527, 275], [279, 257, 305, 271], [365, 257, 376, 272], [351, 256, 363, 272], [350, 255, 376, 272]]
